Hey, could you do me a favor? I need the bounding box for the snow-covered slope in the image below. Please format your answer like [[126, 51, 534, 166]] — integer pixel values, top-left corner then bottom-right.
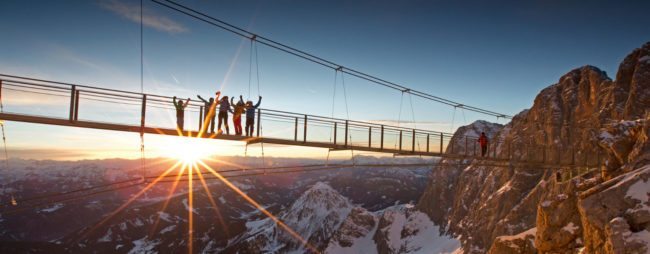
[[226, 182, 353, 253], [326, 204, 460, 254]]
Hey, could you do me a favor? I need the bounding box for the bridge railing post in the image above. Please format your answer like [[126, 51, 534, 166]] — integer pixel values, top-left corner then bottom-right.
[[439, 133, 443, 154], [141, 94, 146, 132], [426, 133, 431, 153], [73, 90, 80, 121], [412, 129, 416, 153], [198, 106, 203, 130], [303, 115, 307, 143], [69, 85, 76, 122], [256, 109, 261, 137], [294, 117, 298, 141], [333, 122, 337, 144], [380, 125, 384, 150]]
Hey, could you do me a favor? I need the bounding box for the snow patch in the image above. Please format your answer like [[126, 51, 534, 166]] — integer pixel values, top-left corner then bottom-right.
[[562, 222, 579, 234], [39, 203, 64, 213], [128, 237, 160, 254], [97, 228, 112, 243], [160, 225, 176, 234], [640, 55, 650, 63], [626, 178, 650, 203]]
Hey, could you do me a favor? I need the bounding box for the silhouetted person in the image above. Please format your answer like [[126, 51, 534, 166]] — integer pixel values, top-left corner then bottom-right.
[[478, 132, 489, 157], [173, 96, 190, 131], [245, 96, 262, 136], [197, 92, 219, 134], [232, 95, 245, 135], [217, 95, 233, 135]]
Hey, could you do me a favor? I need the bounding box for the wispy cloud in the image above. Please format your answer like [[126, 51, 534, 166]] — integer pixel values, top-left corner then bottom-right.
[[99, 0, 188, 34]]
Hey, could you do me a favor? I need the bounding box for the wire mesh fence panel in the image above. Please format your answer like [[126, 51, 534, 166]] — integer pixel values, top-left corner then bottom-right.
[[348, 126, 370, 147], [414, 133, 428, 153], [0, 85, 70, 119], [399, 130, 413, 152], [303, 118, 333, 143], [259, 115, 297, 140], [383, 129, 401, 151], [369, 128, 382, 149], [76, 93, 141, 126], [145, 104, 181, 130]]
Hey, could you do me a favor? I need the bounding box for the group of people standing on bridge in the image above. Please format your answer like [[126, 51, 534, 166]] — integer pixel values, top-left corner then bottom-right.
[[173, 91, 262, 136]]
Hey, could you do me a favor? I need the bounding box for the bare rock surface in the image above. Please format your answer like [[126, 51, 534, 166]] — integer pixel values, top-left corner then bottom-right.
[[417, 42, 650, 253]]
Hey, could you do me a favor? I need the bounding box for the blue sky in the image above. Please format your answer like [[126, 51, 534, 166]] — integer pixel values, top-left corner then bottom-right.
[[1, 0, 649, 159]]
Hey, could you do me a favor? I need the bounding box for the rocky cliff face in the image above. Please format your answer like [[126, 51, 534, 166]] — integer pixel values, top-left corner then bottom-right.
[[418, 42, 650, 253]]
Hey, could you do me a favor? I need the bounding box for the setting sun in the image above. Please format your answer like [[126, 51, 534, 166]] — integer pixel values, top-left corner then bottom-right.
[[160, 137, 216, 164]]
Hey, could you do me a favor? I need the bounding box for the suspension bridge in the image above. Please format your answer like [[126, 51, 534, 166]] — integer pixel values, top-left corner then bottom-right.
[[0, 73, 602, 169], [0, 0, 605, 224]]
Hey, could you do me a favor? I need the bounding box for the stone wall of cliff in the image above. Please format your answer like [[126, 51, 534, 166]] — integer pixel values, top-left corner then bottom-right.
[[417, 42, 650, 253]]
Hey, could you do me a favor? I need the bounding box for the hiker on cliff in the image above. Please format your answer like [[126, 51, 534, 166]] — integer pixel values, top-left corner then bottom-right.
[[478, 132, 489, 157], [173, 96, 191, 131]]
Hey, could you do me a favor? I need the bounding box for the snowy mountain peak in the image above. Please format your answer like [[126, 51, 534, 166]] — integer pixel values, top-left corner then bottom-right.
[[281, 182, 353, 250]]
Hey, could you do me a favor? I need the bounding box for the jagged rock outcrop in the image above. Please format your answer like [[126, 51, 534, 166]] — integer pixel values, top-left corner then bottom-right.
[[326, 204, 460, 254], [578, 117, 650, 253], [417, 42, 650, 253], [487, 228, 537, 254]]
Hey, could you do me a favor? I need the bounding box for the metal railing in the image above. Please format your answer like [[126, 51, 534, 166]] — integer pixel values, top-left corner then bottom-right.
[[0, 74, 604, 167]]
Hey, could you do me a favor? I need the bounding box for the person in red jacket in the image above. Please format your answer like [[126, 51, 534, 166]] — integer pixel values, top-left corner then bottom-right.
[[478, 132, 489, 157]]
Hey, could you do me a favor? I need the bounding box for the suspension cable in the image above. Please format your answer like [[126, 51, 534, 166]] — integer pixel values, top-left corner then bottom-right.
[[461, 107, 467, 125], [408, 93, 421, 151], [248, 38, 253, 100], [395, 91, 405, 149], [340, 72, 355, 164], [326, 70, 338, 165], [140, 0, 147, 183], [0, 81, 13, 206], [450, 107, 457, 133], [255, 41, 261, 97], [149, 0, 512, 119]]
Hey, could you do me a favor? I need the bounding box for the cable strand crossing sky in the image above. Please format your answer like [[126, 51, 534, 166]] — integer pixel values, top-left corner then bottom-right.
[[150, 0, 512, 119]]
